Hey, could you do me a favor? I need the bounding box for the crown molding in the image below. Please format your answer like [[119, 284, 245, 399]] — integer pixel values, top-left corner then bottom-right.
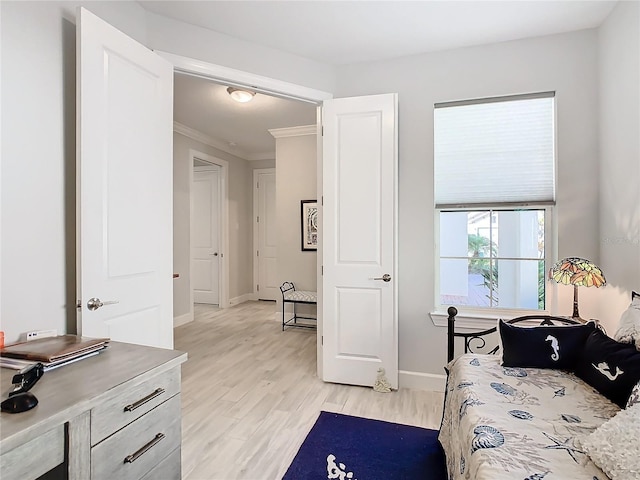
[[246, 152, 276, 161], [173, 122, 251, 160], [268, 125, 317, 138]]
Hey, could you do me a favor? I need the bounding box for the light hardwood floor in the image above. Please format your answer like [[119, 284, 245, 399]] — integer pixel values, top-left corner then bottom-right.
[[175, 301, 444, 480]]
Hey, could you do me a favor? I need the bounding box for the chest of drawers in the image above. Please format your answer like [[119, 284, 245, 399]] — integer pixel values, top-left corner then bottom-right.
[[0, 342, 187, 480]]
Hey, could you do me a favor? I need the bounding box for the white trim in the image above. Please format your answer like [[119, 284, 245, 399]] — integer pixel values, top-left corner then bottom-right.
[[246, 151, 276, 162], [430, 311, 501, 330], [173, 312, 193, 328], [269, 125, 317, 138], [155, 51, 333, 104], [398, 370, 446, 392], [316, 107, 324, 381], [429, 309, 554, 330], [229, 293, 254, 306], [189, 150, 230, 309], [174, 121, 260, 161]]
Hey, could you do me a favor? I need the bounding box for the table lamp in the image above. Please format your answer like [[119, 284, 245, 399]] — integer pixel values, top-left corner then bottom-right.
[[548, 257, 606, 321]]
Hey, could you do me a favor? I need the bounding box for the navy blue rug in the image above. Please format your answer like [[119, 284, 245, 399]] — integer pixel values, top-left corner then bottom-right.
[[282, 411, 447, 479]]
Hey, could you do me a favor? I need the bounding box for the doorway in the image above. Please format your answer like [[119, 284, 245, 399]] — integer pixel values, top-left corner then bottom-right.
[[163, 50, 330, 376], [189, 150, 230, 312], [253, 168, 278, 301], [193, 163, 221, 305]]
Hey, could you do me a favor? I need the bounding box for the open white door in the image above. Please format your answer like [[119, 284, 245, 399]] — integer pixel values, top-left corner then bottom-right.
[[322, 93, 398, 388], [77, 8, 174, 349]]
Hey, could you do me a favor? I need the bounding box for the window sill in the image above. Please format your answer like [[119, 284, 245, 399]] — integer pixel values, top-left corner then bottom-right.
[[429, 309, 551, 330]]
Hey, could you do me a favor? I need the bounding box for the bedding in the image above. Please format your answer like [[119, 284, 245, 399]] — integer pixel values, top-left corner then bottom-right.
[[438, 354, 620, 480]]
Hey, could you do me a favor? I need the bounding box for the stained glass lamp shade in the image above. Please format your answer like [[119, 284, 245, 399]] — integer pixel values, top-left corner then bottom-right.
[[549, 257, 606, 320]]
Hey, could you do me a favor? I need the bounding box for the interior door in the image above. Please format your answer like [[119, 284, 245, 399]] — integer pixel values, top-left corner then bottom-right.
[[322, 93, 398, 388], [77, 8, 174, 349], [256, 169, 278, 301], [193, 167, 220, 305]]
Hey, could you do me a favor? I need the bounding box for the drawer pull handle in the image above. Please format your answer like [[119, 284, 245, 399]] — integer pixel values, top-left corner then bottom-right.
[[124, 388, 165, 412], [124, 433, 165, 464]]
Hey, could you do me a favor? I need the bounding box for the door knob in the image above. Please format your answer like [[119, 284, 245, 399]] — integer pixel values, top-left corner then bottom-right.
[[210, 252, 219, 256], [87, 297, 119, 311], [373, 274, 392, 282]]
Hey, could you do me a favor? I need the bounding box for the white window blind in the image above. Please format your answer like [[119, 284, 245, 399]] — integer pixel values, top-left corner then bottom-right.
[[434, 92, 556, 208]]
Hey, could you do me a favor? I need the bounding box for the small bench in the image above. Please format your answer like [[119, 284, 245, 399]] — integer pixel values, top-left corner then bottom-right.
[[280, 282, 317, 331]]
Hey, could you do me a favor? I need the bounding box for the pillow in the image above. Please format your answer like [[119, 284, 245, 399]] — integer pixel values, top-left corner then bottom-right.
[[614, 291, 640, 350], [574, 329, 640, 408], [580, 403, 640, 480], [627, 381, 640, 408], [499, 319, 596, 369]]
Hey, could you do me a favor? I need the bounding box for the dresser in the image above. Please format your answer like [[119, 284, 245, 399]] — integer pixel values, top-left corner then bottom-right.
[[0, 341, 187, 480]]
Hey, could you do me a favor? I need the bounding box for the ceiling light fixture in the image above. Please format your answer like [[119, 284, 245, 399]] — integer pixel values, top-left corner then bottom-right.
[[227, 87, 255, 103]]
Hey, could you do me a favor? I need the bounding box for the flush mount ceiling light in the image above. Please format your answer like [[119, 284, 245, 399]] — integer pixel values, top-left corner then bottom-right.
[[227, 87, 255, 103]]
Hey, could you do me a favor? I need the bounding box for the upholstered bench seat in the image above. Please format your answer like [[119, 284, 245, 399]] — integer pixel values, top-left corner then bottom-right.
[[283, 289, 317, 303]]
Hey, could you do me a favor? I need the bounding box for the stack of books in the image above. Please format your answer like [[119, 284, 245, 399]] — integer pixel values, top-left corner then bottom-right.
[[0, 335, 109, 372]]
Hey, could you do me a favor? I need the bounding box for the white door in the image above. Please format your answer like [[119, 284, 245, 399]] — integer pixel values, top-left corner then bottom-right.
[[255, 169, 278, 301], [322, 94, 398, 388], [193, 167, 220, 304], [76, 8, 174, 349]]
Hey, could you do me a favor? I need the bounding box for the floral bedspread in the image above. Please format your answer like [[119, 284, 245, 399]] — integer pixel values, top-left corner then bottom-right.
[[438, 354, 620, 480]]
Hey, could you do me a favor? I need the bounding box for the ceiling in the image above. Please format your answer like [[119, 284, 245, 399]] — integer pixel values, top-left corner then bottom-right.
[[149, 1, 618, 160], [174, 74, 316, 160]]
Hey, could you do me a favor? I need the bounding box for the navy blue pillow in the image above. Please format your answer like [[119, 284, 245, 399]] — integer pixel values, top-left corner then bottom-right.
[[574, 329, 640, 408], [499, 319, 596, 369]]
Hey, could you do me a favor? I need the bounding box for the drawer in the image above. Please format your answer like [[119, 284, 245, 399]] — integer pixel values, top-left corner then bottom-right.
[[91, 394, 182, 480], [140, 446, 181, 480], [0, 424, 64, 480], [91, 367, 180, 445]]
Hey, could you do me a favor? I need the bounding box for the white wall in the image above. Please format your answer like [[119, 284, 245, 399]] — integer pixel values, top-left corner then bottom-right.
[[145, 12, 336, 95], [274, 132, 317, 314], [0, 1, 147, 344], [335, 30, 601, 376], [173, 132, 255, 321], [596, 1, 640, 334]]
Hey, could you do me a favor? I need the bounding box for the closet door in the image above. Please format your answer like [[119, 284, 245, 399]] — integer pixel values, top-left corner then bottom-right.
[[77, 7, 174, 348]]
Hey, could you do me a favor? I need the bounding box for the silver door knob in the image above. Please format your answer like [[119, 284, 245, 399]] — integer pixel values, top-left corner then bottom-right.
[[87, 297, 119, 311], [373, 274, 392, 282], [210, 252, 219, 256]]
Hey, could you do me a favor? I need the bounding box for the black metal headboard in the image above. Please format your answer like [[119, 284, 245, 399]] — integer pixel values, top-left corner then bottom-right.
[[446, 306, 582, 362]]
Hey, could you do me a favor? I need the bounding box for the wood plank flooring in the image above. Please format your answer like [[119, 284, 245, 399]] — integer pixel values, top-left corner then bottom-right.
[[175, 301, 444, 480]]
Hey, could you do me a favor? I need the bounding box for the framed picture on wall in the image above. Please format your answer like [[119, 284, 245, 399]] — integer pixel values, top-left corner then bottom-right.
[[301, 200, 318, 251]]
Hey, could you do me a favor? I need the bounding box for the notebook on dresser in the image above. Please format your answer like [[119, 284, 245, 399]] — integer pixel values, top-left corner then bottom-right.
[[0, 335, 109, 368]]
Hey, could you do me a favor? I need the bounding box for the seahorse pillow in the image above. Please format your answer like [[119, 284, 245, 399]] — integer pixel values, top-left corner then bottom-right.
[[574, 329, 640, 408], [499, 319, 596, 370]]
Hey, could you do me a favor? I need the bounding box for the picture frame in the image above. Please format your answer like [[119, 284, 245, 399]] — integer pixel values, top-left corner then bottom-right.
[[301, 200, 318, 251]]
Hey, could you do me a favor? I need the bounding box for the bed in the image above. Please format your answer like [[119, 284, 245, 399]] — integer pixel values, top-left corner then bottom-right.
[[439, 307, 640, 480]]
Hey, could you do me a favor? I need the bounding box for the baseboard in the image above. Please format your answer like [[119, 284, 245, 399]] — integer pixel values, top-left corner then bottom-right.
[[229, 293, 254, 306], [398, 370, 446, 392], [174, 312, 193, 328]]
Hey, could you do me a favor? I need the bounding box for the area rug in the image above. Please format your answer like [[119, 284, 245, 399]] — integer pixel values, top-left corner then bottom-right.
[[282, 411, 447, 479]]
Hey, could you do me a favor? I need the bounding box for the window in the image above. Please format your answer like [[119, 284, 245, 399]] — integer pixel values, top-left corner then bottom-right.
[[434, 93, 555, 313]]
